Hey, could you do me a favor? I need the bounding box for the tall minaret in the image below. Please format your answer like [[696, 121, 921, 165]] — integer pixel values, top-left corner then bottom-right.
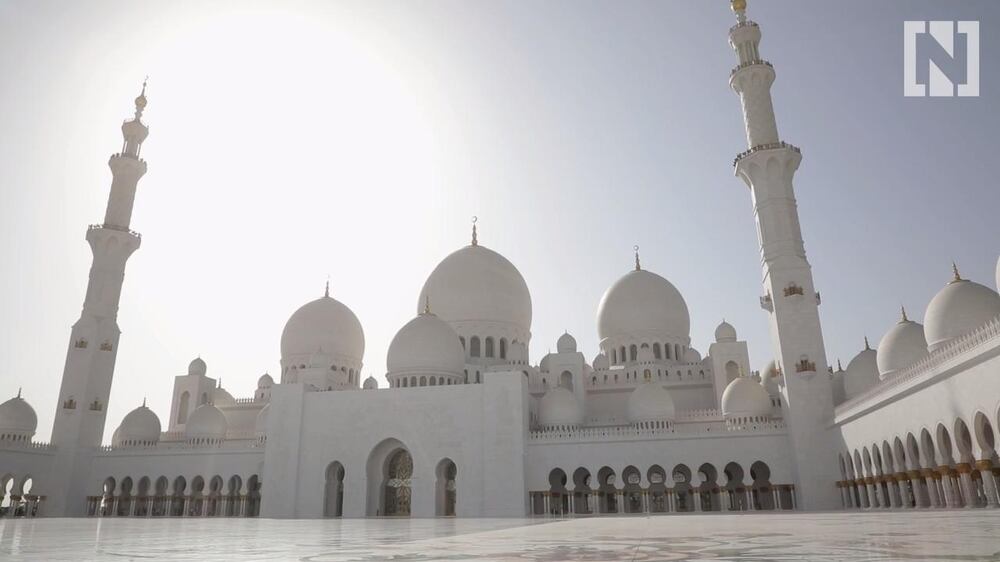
[[727, 1, 839, 509], [45, 83, 149, 515]]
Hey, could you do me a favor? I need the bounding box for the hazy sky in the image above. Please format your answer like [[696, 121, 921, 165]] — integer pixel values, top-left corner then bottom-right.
[[1, 0, 997, 444]]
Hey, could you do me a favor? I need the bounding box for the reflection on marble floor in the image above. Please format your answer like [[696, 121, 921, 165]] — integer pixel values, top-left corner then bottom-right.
[[2, 511, 999, 561]]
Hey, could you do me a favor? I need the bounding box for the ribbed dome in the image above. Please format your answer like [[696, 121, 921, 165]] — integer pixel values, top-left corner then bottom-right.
[[387, 312, 465, 377], [593, 353, 609, 371], [115, 403, 161, 446], [281, 293, 365, 364], [255, 404, 270, 437], [363, 375, 378, 390], [597, 269, 690, 342], [843, 346, 879, 397], [185, 404, 228, 442], [627, 382, 676, 423], [556, 332, 577, 354], [877, 315, 929, 379], [539, 353, 553, 373], [257, 373, 274, 389], [418, 244, 532, 331], [538, 386, 582, 427], [715, 320, 737, 343], [924, 276, 1000, 353], [0, 394, 37, 438], [189, 357, 207, 376], [721, 377, 771, 418]]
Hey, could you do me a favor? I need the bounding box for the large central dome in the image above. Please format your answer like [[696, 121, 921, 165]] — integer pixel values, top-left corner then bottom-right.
[[597, 269, 690, 341], [418, 244, 532, 331]]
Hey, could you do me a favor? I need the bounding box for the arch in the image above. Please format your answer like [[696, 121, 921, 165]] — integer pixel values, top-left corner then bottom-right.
[[653, 343, 662, 360], [921, 428, 939, 467], [611, 349, 617, 364], [723, 462, 746, 511], [484, 337, 495, 358], [750, 461, 774, 510], [572, 467, 593, 514], [177, 391, 190, 424], [0, 475, 14, 512], [547, 468, 569, 516], [435, 458, 457, 516], [100, 476, 116, 517], [206, 475, 224, 516], [629, 344, 638, 361], [621, 465, 642, 513], [973, 411, 998, 462], [169, 476, 186, 516], [559, 371, 573, 391], [245, 475, 261, 517], [671, 464, 693, 512], [153, 476, 168, 516], [499, 338, 507, 360], [366, 438, 411, 516], [596, 466, 618, 513], [324, 462, 345, 517], [697, 463, 720, 511], [954, 417, 975, 463], [724, 361, 740, 384], [619, 346, 626, 364], [937, 423, 955, 464], [470, 337, 481, 358], [226, 475, 242, 516], [646, 465, 667, 513]]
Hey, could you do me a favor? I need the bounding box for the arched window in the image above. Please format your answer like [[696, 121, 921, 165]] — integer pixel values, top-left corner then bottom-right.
[[485, 337, 495, 358], [559, 371, 573, 391], [420, 376, 427, 386], [629, 345, 638, 361], [499, 338, 507, 359], [620, 346, 626, 363], [653, 343, 662, 360], [177, 391, 190, 424], [470, 337, 481, 358], [611, 349, 617, 364]]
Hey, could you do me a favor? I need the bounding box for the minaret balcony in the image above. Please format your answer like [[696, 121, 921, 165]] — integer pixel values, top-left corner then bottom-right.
[[88, 223, 142, 240], [729, 59, 772, 79], [733, 141, 800, 168]]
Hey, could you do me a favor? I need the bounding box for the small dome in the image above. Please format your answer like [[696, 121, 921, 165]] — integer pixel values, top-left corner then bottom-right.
[[538, 386, 582, 427], [715, 320, 737, 343], [363, 375, 378, 390], [281, 293, 365, 365], [597, 269, 690, 342], [255, 404, 270, 437], [844, 345, 879, 397], [0, 393, 37, 438], [924, 274, 1000, 353], [627, 382, 676, 423], [387, 312, 465, 377], [683, 348, 702, 363], [556, 332, 577, 354], [877, 313, 929, 379], [184, 404, 228, 442], [188, 357, 207, 376], [539, 353, 553, 373], [418, 243, 532, 332], [257, 373, 274, 389], [115, 403, 161, 446], [721, 377, 771, 418], [592, 353, 609, 371], [212, 385, 235, 406]]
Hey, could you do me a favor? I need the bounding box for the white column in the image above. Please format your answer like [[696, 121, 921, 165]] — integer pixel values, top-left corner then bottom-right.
[[957, 466, 976, 508], [976, 463, 999, 508], [924, 475, 940, 508]]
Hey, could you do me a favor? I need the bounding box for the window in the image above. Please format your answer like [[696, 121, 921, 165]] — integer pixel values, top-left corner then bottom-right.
[[629, 345, 637, 361], [470, 337, 481, 358], [485, 337, 495, 358], [499, 338, 507, 359]]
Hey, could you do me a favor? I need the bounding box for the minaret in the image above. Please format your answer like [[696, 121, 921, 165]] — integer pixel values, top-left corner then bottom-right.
[[727, 1, 839, 509], [46, 83, 149, 515]]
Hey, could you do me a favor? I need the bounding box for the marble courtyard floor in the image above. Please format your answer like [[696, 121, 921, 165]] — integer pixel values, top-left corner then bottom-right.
[[1, 511, 999, 561]]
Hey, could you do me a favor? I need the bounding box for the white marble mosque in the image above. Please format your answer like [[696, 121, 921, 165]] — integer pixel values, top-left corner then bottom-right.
[[2, 0, 1000, 524]]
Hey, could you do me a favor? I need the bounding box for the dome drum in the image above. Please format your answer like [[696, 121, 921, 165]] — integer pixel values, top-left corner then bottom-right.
[[601, 336, 692, 367]]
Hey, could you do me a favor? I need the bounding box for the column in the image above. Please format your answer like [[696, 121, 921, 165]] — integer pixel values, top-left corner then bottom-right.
[[183, 496, 191, 517], [772, 488, 781, 510], [886, 478, 900, 508], [591, 490, 599, 514], [974, 462, 999, 508], [939, 468, 956, 508], [866, 479, 879, 508], [542, 492, 550, 517], [956, 464, 975, 508], [923, 471, 940, 508]]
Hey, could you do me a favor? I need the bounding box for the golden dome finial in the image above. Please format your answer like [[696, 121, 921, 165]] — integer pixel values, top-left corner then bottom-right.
[[951, 261, 963, 283], [731, 0, 747, 12], [423, 294, 431, 315], [864, 335, 870, 350], [324, 276, 330, 298], [634, 245, 641, 271], [471, 216, 478, 246], [900, 305, 908, 322]]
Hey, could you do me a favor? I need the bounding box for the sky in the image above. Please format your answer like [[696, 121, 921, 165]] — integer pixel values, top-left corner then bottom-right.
[[0, 0, 997, 444]]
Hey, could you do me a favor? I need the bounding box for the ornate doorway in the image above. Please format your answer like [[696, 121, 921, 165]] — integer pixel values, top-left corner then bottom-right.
[[384, 450, 413, 516]]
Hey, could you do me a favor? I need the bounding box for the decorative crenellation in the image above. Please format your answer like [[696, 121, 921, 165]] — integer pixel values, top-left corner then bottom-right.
[[88, 400, 103, 412], [100, 341, 113, 352], [62, 397, 77, 410], [783, 284, 804, 297], [75, 339, 88, 349], [794, 358, 816, 373]]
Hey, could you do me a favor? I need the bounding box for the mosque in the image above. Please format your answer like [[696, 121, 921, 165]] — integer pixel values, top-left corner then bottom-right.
[[2, 1, 999, 519]]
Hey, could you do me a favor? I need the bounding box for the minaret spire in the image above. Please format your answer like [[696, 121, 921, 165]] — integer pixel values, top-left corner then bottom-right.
[[634, 245, 641, 271], [324, 277, 330, 298], [471, 216, 478, 246], [951, 261, 963, 283], [728, 5, 838, 510], [900, 305, 909, 322], [48, 86, 150, 516]]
